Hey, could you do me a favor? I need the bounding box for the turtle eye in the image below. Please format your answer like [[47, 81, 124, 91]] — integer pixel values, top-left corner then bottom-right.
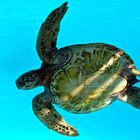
[[25, 85, 30, 88], [20, 76, 25, 82]]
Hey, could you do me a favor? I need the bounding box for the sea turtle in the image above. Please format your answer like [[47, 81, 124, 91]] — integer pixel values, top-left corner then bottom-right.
[[16, 2, 140, 136]]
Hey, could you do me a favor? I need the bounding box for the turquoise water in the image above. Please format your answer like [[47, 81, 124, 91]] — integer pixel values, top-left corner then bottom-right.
[[0, 0, 140, 139]]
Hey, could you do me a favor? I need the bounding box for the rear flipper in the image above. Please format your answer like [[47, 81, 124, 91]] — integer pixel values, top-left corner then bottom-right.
[[32, 92, 78, 136], [119, 86, 140, 109]]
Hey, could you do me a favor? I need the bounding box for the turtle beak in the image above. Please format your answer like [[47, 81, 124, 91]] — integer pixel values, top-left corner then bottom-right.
[[15, 78, 23, 89], [15, 74, 38, 90], [15, 75, 29, 90], [15, 78, 31, 90]]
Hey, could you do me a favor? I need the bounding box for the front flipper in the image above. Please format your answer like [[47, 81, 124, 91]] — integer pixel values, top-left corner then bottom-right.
[[119, 86, 140, 109], [32, 92, 78, 136], [36, 2, 68, 64]]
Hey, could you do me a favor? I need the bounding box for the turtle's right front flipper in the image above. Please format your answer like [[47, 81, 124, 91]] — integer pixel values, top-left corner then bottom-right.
[[32, 92, 79, 136], [36, 2, 68, 64]]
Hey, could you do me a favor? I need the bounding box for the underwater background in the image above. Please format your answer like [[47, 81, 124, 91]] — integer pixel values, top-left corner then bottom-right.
[[0, 0, 140, 139]]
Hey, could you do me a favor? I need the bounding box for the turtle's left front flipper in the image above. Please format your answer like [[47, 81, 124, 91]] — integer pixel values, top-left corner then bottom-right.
[[119, 86, 140, 109], [36, 2, 68, 64], [32, 92, 79, 136]]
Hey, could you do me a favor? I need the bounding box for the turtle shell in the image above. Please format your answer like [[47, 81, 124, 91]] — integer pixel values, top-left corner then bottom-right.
[[50, 43, 133, 113]]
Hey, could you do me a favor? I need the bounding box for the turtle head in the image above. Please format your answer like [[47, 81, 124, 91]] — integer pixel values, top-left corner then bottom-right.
[[16, 68, 50, 90]]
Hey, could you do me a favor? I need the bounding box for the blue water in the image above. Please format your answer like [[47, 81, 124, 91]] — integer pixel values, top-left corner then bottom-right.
[[0, 0, 140, 139]]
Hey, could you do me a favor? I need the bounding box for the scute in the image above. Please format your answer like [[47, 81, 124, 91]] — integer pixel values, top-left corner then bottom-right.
[[50, 43, 132, 113]]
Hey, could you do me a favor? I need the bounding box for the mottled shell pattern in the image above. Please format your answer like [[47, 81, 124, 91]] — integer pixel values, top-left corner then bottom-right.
[[50, 43, 133, 113]]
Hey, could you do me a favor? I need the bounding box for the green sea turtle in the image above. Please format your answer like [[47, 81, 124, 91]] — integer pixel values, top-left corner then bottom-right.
[[16, 2, 140, 136]]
